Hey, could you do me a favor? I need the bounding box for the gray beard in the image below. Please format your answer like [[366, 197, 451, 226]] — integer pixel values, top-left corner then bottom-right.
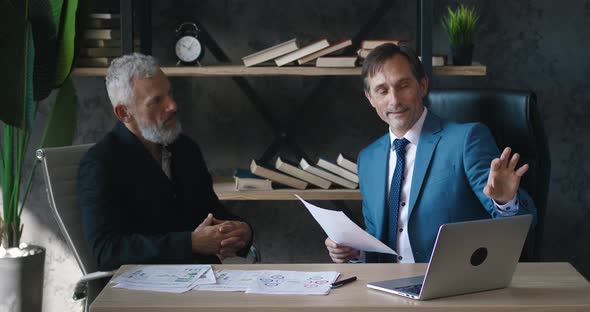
[[138, 119, 182, 145]]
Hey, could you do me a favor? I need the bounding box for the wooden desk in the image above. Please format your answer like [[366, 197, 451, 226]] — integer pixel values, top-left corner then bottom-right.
[[91, 263, 590, 312]]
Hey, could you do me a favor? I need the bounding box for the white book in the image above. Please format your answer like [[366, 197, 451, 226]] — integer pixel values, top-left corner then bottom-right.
[[315, 56, 357, 67], [250, 160, 308, 190], [357, 48, 371, 59], [297, 38, 352, 65], [299, 159, 358, 189], [418, 55, 447, 66], [275, 157, 331, 189], [81, 47, 122, 57], [316, 157, 359, 183], [87, 18, 120, 29], [274, 39, 330, 66], [337, 153, 358, 174], [77, 57, 114, 67], [89, 13, 121, 19], [242, 39, 299, 67], [84, 39, 139, 48], [361, 39, 402, 49], [84, 29, 120, 40], [233, 169, 273, 190]]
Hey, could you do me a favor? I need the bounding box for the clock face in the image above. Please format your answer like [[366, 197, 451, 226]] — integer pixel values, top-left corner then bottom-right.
[[175, 36, 202, 63]]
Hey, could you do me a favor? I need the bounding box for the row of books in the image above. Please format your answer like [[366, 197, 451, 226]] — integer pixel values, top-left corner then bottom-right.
[[241, 38, 407, 68], [357, 40, 447, 66], [78, 13, 139, 67], [234, 154, 359, 191], [356, 39, 404, 59]]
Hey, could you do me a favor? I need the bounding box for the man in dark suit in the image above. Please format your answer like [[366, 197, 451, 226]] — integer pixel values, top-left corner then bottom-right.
[[325, 44, 536, 263], [79, 53, 252, 271]]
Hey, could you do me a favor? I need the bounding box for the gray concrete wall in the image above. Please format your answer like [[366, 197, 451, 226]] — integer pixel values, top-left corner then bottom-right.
[[14, 1, 589, 311]]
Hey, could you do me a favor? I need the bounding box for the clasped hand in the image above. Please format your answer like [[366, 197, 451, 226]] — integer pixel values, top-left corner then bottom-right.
[[191, 213, 252, 259]]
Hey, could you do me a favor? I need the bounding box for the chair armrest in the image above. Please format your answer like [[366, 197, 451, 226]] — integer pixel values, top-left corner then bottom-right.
[[73, 271, 115, 300]]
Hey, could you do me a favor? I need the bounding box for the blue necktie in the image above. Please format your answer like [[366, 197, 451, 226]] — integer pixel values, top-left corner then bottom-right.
[[387, 138, 409, 262]]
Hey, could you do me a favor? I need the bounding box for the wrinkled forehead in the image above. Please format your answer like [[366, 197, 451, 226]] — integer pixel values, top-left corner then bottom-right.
[[132, 70, 169, 99], [367, 56, 415, 87]]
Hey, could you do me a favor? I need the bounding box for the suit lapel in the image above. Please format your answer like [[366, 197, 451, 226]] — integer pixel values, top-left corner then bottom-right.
[[366, 134, 390, 241], [408, 112, 442, 218]]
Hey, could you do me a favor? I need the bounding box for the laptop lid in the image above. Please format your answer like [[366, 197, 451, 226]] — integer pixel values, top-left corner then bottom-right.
[[368, 215, 533, 300]]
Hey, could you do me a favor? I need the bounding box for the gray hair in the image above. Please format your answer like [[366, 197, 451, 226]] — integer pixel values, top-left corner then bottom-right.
[[105, 53, 160, 108]]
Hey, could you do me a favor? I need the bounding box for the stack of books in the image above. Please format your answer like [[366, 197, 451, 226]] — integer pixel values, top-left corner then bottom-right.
[[241, 38, 357, 68], [356, 39, 405, 60], [234, 153, 359, 191], [78, 13, 139, 67], [356, 39, 446, 66], [418, 55, 448, 66], [233, 168, 273, 191]]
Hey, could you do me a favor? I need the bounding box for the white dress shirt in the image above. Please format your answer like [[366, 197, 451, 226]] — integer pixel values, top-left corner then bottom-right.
[[386, 108, 519, 263]]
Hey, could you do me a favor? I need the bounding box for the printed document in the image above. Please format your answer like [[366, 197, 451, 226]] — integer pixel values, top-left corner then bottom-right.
[[193, 270, 264, 292], [296, 195, 397, 255], [246, 270, 339, 295], [111, 265, 213, 293]]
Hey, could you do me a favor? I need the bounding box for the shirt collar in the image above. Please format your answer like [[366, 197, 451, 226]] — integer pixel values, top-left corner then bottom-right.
[[389, 107, 428, 147]]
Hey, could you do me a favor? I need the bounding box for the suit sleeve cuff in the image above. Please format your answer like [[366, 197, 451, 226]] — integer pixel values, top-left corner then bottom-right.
[[347, 250, 365, 263], [493, 195, 519, 216]]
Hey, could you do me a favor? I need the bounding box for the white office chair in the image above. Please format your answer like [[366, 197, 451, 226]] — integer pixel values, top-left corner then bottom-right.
[[37, 144, 261, 310], [36, 144, 113, 312]]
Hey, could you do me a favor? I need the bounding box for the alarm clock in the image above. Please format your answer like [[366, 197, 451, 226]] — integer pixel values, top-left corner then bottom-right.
[[174, 22, 204, 65]]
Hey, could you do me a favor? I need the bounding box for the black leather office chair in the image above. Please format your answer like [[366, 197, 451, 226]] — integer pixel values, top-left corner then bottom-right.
[[426, 89, 550, 261]]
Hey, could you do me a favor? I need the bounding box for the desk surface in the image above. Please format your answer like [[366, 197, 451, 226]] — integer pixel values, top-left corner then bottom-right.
[[91, 262, 590, 312]]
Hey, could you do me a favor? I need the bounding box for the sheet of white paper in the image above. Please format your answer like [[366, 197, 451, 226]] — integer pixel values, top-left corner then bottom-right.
[[111, 265, 211, 293], [193, 270, 264, 292], [113, 283, 189, 293], [192, 267, 217, 285], [246, 270, 340, 295], [296, 195, 397, 255], [114, 267, 214, 293]]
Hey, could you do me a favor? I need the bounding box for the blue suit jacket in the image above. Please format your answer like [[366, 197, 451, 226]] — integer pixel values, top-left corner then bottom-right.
[[358, 112, 537, 263]]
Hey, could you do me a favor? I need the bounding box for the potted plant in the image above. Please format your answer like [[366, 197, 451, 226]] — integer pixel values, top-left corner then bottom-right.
[[0, 0, 83, 311], [441, 4, 480, 66]]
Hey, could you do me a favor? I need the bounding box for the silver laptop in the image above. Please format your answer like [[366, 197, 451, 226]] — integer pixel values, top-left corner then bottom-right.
[[367, 215, 532, 300]]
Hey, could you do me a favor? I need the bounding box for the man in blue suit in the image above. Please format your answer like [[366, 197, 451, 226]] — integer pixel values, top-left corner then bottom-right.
[[325, 44, 536, 263]]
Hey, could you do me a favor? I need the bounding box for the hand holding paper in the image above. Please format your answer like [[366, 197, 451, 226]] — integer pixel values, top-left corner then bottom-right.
[[296, 195, 397, 255]]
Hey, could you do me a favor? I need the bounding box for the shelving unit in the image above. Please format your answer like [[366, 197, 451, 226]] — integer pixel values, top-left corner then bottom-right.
[[78, 0, 484, 201], [72, 64, 486, 77], [213, 178, 361, 201]]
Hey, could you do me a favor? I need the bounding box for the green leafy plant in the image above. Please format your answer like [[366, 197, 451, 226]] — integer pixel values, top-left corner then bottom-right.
[[441, 4, 480, 46], [0, 0, 85, 248]]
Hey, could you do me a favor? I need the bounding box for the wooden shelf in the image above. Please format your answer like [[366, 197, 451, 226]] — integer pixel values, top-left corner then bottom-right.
[[72, 65, 361, 77], [213, 178, 361, 201], [433, 64, 486, 76], [72, 64, 486, 77]]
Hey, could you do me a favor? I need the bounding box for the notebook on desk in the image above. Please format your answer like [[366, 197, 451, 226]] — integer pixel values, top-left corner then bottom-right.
[[367, 214, 532, 300]]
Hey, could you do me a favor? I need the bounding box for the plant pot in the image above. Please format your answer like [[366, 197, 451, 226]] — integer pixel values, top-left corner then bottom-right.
[[0, 245, 45, 312], [450, 44, 474, 66]]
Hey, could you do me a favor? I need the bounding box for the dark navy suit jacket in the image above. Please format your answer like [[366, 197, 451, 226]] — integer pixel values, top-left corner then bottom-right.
[[79, 122, 250, 271]]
